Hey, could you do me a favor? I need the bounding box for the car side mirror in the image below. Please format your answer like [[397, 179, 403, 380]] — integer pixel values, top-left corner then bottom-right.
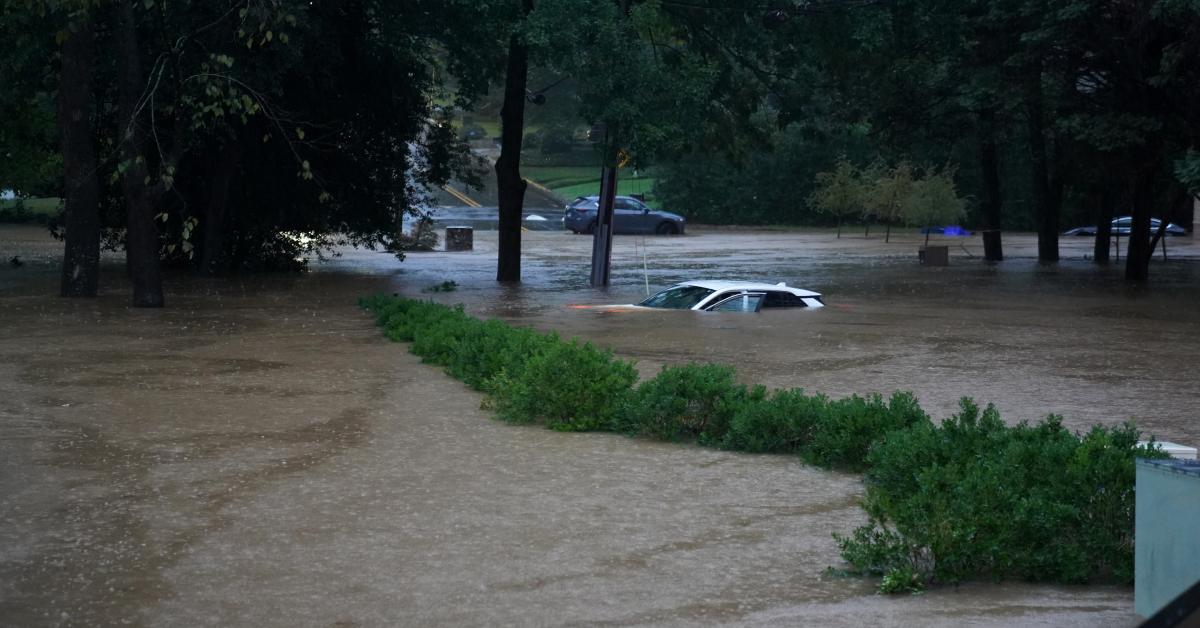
[[642, 208, 650, 214]]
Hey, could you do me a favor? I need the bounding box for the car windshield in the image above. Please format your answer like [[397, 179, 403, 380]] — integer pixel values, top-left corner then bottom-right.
[[639, 285, 715, 309]]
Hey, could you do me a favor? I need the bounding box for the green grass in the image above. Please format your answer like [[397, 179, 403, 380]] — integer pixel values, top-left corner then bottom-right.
[[449, 118, 504, 139], [552, 177, 659, 207], [0, 197, 62, 223], [520, 166, 599, 188], [520, 166, 659, 206]]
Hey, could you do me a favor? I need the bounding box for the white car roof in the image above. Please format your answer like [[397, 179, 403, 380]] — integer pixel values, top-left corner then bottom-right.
[[673, 280, 821, 298]]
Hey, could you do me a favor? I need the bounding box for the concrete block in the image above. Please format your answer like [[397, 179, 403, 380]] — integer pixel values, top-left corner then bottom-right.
[[919, 245, 949, 266], [445, 226, 473, 251]]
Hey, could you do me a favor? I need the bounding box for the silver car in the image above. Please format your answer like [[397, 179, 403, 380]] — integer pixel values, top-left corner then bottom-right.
[[563, 195, 686, 235], [1063, 216, 1188, 236]]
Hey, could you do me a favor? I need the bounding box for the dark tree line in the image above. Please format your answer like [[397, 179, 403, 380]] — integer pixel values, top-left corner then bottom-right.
[[4, 0, 1199, 299], [1, 0, 494, 305]]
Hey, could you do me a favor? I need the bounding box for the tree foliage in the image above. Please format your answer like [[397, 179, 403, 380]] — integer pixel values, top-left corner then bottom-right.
[[900, 166, 967, 232], [0, 0, 500, 297], [808, 156, 865, 237]]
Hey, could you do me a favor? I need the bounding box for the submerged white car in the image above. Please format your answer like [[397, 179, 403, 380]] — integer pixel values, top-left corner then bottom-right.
[[567, 280, 823, 314], [637, 280, 824, 312]]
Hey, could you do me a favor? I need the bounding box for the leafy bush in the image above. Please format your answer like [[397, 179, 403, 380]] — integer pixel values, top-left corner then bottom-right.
[[409, 308, 477, 366], [803, 391, 929, 471], [723, 388, 824, 453], [837, 398, 1170, 590], [446, 320, 554, 391], [488, 339, 637, 432], [623, 363, 752, 444]]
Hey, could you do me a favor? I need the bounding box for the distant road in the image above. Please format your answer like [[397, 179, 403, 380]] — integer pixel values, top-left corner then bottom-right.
[[429, 147, 568, 210]]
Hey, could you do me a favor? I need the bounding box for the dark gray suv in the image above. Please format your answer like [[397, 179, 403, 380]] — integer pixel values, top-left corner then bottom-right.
[[563, 195, 686, 235]]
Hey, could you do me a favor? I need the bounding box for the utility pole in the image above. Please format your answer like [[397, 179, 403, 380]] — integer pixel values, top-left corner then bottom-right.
[[590, 159, 618, 287], [590, 0, 632, 288], [589, 126, 619, 287]]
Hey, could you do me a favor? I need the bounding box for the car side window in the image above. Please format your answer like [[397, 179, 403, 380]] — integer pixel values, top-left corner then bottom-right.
[[762, 291, 808, 308], [709, 293, 764, 312], [614, 199, 637, 211]]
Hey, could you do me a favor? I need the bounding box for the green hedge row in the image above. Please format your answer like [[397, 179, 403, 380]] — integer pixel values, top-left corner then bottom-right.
[[361, 295, 1166, 592]]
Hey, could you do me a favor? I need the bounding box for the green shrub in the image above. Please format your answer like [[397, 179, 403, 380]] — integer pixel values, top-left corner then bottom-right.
[[623, 363, 751, 444], [837, 398, 1170, 590], [723, 388, 824, 453], [446, 320, 555, 390], [409, 308, 477, 366], [803, 391, 929, 471], [367, 297, 449, 343], [488, 339, 637, 432]]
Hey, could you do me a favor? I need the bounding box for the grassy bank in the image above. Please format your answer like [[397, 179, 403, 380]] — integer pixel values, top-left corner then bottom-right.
[[361, 295, 1166, 593], [521, 166, 660, 207], [0, 197, 61, 224]]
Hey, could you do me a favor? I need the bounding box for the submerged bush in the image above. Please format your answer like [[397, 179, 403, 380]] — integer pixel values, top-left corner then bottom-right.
[[836, 398, 1170, 590], [361, 295, 1165, 593], [804, 391, 929, 471], [488, 338, 637, 431], [723, 388, 824, 453], [623, 363, 754, 443], [446, 320, 554, 390]]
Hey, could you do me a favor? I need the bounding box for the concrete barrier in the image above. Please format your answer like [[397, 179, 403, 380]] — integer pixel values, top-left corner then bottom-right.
[[445, 226, 473, 251], [1135, 457, 1200, 619], [919, 245, 949, 266]]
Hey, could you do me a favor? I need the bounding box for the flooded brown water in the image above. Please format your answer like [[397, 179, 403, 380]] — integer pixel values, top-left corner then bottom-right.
[[2, 223, 1196, 626]]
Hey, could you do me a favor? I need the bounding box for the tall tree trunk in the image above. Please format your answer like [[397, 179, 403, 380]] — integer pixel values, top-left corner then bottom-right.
[[1092, 180, 1116, 264], [978, 110, 1003, 261], [199, 141, 241, 275], [116, 0, 164, 307], [57, 13, 100, 297], [1026, 72, 1059, 262], [495, 0, 534, 283], [1147, 183, 1188, 260], [1125, 168, 1154, 280]]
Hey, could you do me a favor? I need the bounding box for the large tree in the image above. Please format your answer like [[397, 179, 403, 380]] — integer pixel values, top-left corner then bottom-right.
[[1, 0, 498, 302], [496, 0, 534, 283]]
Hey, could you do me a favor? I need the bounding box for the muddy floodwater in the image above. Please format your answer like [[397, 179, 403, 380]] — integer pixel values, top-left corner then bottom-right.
[[2, 223, 1198, 627]]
